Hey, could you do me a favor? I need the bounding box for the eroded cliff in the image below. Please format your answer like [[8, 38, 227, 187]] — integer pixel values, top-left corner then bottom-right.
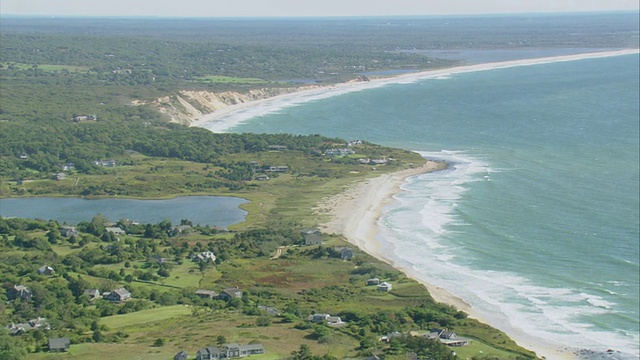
[[135, 87, 318, 126]]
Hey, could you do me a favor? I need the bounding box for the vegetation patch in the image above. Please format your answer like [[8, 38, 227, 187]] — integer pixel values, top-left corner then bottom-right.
[[191, 75, 269, 84]]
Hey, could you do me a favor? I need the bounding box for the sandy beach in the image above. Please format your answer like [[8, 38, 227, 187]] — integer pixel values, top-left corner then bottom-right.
[[314, 161, 474, 312], [314, 162, 578, 360], [191, 48, 639, 132], [192, 48, 640, 360]]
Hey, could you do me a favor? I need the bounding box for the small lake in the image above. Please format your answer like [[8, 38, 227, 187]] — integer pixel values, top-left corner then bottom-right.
[[0, 196, 248, 226]]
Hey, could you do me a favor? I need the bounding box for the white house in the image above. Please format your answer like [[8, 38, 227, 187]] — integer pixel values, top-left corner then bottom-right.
[[377, 282, 392, 292]]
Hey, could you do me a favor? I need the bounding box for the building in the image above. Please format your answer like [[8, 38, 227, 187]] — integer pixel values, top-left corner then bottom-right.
[[94, 159, 116, 167], [170, 225, 192, 237], [325, 148, 355, 156], [304, 233, 323, 246], [366, 278, 380, 286], [334, 247, 354, 260], [426, 328, 472, 347], [218, 288, 243, 301], [60, 226, 78, 237], [7, 285, 32, 301], [104, 288, 131, 302], [5, 317, 50, 336], [380, 331, 403, 343], [266, 165, 289, 173], [327, 316, 345, 326], [377, 282, 393, 292], [83, 289, 101, 300], [195, 289, 218, 299], [255, 174, 269, 181], [52, 172, 66, 181], [174, 351, 189, 360], [308, 313, 330, 323], [48, 337, 71, 352], [37, 265, 55, 275], [105, 227, 126, 236], [196, 343, 264, 360]]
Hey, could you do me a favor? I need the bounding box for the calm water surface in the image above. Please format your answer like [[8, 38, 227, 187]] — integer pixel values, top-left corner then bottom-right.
[[0, 196, 248, 226]]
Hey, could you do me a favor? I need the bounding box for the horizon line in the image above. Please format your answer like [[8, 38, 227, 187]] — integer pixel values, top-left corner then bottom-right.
[[1, 9, 638, 20]]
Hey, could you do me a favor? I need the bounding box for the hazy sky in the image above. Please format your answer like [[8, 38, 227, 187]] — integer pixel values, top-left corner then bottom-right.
[[1, 0, 639, 17]]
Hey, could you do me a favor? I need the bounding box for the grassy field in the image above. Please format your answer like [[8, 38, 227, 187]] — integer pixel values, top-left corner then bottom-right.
[[99, 305, 192, 329], [159, 261, 202, 288], [191, 75, 269, 84], [0, 62, 91, 72]]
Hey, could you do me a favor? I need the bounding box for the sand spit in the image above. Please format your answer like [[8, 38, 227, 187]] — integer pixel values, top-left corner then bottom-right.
[[192, 48, 639, 132]]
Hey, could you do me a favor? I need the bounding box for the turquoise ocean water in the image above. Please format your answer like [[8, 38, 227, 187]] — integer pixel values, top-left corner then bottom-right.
[[203, 54, 640, 357]]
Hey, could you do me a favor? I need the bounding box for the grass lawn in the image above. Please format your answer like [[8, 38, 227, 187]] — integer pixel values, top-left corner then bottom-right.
[[452, 340, 522, 359], [51, 243, 89, 256], [99, 305, 192, 329], [160, 261, 202, 288], [25, 343, 180, 360]]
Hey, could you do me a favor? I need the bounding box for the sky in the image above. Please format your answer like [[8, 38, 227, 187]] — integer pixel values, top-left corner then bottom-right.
[[1, 0, 639, 18]]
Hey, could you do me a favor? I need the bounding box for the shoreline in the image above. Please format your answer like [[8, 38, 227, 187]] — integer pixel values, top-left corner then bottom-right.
[[191, 48, 639, 132], [191, 48, 640, 360], [314, 162, 576, 360]]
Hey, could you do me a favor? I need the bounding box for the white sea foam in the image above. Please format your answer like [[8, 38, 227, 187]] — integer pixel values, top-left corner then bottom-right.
[[377, 150, 640, 358]]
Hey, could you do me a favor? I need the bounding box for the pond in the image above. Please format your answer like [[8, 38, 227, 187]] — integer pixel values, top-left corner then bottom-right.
[[0, 196, 248, 226]]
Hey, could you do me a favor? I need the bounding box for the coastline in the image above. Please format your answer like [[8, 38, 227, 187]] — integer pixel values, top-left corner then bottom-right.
[[314, 162, 576, 360], [191, 48, 639, 132], [190, 48, 640, 360]]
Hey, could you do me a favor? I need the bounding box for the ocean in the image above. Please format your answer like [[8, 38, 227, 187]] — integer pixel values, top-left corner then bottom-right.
[[202, 54, 640, 357]]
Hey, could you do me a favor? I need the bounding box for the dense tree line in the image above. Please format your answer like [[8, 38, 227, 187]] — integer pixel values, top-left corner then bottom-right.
[[0, 112, 343, 178]]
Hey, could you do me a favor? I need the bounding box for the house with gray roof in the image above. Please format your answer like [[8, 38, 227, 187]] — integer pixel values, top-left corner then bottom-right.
[[105, 227, 126, 236], [104, 288, 131, 302], [218, 288, 243, 301], [304, 233, 323, 245], [60, 226, 78, 237], [377, 281, 393, 292], [334, 247, 354, 260], [37, 265, 55, 275], [195, 289, 218, 299], [174, 350, 188, 360], [196, 343, 264, 359], [366, 278, 380, 286]]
